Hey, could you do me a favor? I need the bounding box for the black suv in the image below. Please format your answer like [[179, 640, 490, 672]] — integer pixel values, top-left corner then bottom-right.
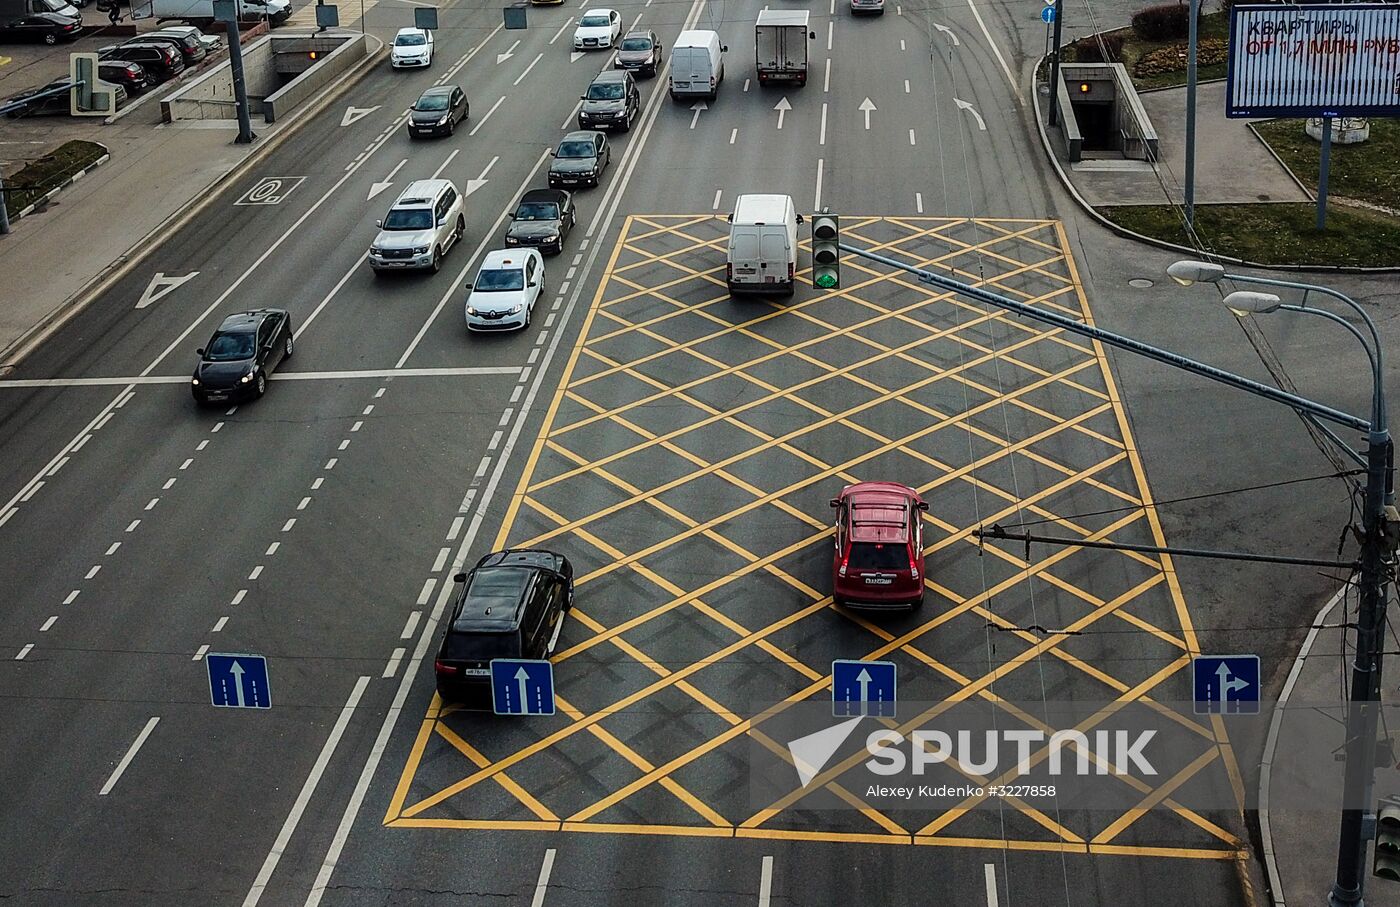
[[100, 43, 185, 83], [578, 69, 639, 132], [434, 550, 574, 706]]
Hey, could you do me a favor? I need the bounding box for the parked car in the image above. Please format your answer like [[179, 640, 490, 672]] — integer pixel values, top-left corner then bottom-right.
[[465, 249, 545, 332], [3, 78, 127, 117], [614, 29, 662, 77], [829, 481, 928, 609], [390, 26, 433, 68], [147, 24, 222, 53], [407, 84, 467, 138], [368, 178, 465, 273], [434, 549, 573, 706], [548, 130, 610, 189], [0, 9, 81, 44], [578, 69, 638, 132], [100, 42, 184, 83], [573, 8, 620, 49], [123, 30, 206, 66], [99, 59, 153, 95], [504, 188, 575, 255], [191, 309, 294, 405]]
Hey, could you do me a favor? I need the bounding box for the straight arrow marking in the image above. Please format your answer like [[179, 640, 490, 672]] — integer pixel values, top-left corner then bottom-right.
[[464, 155, 499, 197], [774, 96, 791, 129], [496, 39, 520, 64], [367, 158, 407, 201], [689, 100, 707, 129], [858, 97, 876, 130]]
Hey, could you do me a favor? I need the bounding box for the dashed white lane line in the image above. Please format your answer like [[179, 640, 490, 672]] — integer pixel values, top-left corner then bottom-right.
[[64, 590, 79, 604], [758, 856, 774, 906], [712, 188, 723, 210], [814, 158, 824, 212], [729, 127, 737, 144], [325, 458, 337, 470], [401, 611, 422, 640], [47, 457, 68, 476], [145, 498, 159, 510], [179, 458, 193, 470], [232, 589, 248, 605], [39, 615, 57, 632], [432, 547, 451, 573], [94, 412, 113, 430], [105, 542, 121, 556], [374, 387, 386, 399], [743, 78, 750, 92], [417, 578, 437, 606], [448, 516, 464, 540], [904, 78, 910, 93], [488, 430, 504, 451], [85, 565, 100, 580], [514, 52, 544, 86], [350, 421, 363, 432], [549, 18, 572, 43], [162, 478, 176, 490], [470, 95, 505, 137], [312, 477, 324, 490], [99, 716, 159, 796], [819, 102, 827, 144], [531, 849, 557, 907], [282, 518, 296, 532], [916, 191, 924, 213], [298, 497, 311, 510], [0, 508, 15, 528], [125, 520, 140, 532], [197, 439, 209, 451], [382, 647, 406, 678], [15, 643, 34, 660], [73, 433, 92, 452], [249, 565, 263, 580], [21, 482, 43, 503], [213, 616, 229, 632], [193, 644, 209, 661], [338, 440, 350, 451], [899, 38, 906, 51], [984, 863, 999, 907], [211, 421, 224, 432], [823, 58, 831, 93], [827, 21, 833, 51], [498, 408, 513, 427], [909, 128, 916, 145], [266, 542, 280, 556], [362, 404, 374, 416]]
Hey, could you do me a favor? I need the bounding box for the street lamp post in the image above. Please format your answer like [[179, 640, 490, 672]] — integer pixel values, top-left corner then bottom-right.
[[1169, 260, 1394, 907]]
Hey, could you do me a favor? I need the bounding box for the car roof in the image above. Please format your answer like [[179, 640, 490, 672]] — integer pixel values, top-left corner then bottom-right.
[[215, 308, 284, 332], [452, 565, 535, 631], [842, 482, 918, 543], [480, 249, 531, 269], [590, 70, 628, 83], [520, 188, 568, 205], [622, 29, 654, 38], [395, 26, 427, 36], [732, 194, 794, 224], [393, 178, 452, 207], [582, 7, 615, 14], [419, 85, 456, 97], [561, 130, 601, 143]]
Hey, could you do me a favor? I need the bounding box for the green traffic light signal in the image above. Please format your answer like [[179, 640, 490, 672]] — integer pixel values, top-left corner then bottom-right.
[[811, 213, 840, 290], [814, 272, 837, 289]]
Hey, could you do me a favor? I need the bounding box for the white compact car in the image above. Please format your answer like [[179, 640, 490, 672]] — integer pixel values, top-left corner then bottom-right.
[[465, 249, 545, 331], [369, 179, 465, 274], [573, 8, 622, 49], [390, 27, 434, 68]]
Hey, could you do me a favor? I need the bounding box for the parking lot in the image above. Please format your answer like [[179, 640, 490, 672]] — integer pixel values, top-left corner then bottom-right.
[[382, 214, 1246, 861]]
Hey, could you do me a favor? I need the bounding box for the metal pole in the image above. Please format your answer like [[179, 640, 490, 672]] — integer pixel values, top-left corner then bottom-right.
[[1329, 430, 1393, 907], [1047, 0, 1064, 126], [1318, 115, 1333, 231], [225, 15, 255, 144], [1184, 0, 1199, 228], [0, 168, 11, 235]]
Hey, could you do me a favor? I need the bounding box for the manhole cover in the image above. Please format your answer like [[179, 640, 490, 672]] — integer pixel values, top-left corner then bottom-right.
[[1129, 278, 1154, 289]]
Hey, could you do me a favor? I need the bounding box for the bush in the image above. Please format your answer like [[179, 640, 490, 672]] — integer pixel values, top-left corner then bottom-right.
[[1132, 37, 1228, 76], [1132, 2, 1191, 41], [1070, 32, 1124, 62]]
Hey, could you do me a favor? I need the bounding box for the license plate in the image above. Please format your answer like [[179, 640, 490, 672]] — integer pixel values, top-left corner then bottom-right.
[[205, 392, 227, 400], [462, 668, 490, 677], [864, 577, 893, 585], [737, 267, 755, 274]]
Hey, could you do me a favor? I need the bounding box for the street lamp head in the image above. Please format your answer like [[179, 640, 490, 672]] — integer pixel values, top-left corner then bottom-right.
[[1167, 260, 1226, 286], [1223, 290, 1283, 315]]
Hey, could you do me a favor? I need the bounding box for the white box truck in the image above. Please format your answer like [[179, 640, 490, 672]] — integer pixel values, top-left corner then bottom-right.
[[754, 9, 811, 86], [136, 0, 288, 25], [726, 194, 803, 297]]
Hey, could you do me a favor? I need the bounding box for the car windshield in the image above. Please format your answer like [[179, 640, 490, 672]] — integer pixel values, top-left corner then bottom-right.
[[416, 94, 450, 111], [515, 202, 559, 221], [38, 0, 68, 11], [580, 15, 609, 26], [848, 542, 910, 571], [586, 83, 625, 100], [443, 630, 519, 661], [395, 33, 426, 46], [620, 37, 651, 50], [557, 141, 596, 158], [475, 268, 525, 291], [382, 208, 432, 230], [204, 331, 255, 361]]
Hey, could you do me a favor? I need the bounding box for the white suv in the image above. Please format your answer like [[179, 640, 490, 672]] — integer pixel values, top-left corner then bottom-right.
[[390, 27, 434, 68], [369, 180, 465, 274]]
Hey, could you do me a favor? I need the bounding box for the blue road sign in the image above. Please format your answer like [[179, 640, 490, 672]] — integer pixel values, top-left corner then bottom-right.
[[1040, 5, 1056, 24], [491, 658, 556, 716], [1192, 655, 1260, 715], [832, 659, 896, 718], [207, 653, 271, 709]]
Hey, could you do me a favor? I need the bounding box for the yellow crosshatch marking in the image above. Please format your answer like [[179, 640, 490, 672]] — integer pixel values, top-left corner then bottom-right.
[[385, 215, 1246, 861]]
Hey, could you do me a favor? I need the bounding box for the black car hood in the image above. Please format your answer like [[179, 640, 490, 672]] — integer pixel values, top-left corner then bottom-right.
[[581, 98, 625, 114], [410, 108, 449, 124], [507, 220, 563, 240], [551, 158, 597, 174], [195, 360, 251, 388]]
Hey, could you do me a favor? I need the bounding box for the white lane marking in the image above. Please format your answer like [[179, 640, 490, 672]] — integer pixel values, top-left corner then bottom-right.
[[489, 430, 504, 450], [295, 253, 369, 339], [496, 38, 520, 63], [514, 52, 545, 86], [367, 158, 406, 202], [362, 405, 374, 416], [162, 478, 176, 490], [338, 440, 350, 451], [232, 590, 247, 605], [282, 518, 296, 532], [629, 10, 642, 29], [511, 385, 523, 403], [448, 516, 464, 540], [85, 565, 100, 580], [814, 158, 824, 212], [298, 497, 311, 510], [312, 477, 324, 490], [64, 590, 80, 604], [966, 0, 1021, 101], [145, 498, 159, 511], [99, 717, 160, 796], [712, 188, 723, 210], [743, 78, 750, 92], [916, 191, 924, 212], [16, 643, 33, 660], [498, 408, 513, 427], [819, 102, 827, 144], [933, 21, 960, 44], [433, 547, 451, 573], [828, 0, 833, 12], [823, 57, 830, 93], [565, 266, 577, 280], [549, 18, 572, 44], [351, 421, 363, 432], [758, 856, 774, 906], [909, 128, 916, 145], [382, 647, 406, 678], [900, 38, 905, 51], [192, 644, 209, 661], [984, 864, 999, 907], [560, 99, 583, 130], [325, 458, 337, 470], [729, 127, 737, 144], [474, 458, 491, 479], [179, 458, 193, 470], [859, 97, 875, 129], [47, 456, 68, 476], [470, 95, 505, 137], [116, 389, 134, 408], [531, 849, 557, 907], [827, 20, 833, 50], [40, 615, 57, 632], [266, 542, 280, 556], [773, 97, 791, 129], [196, 439, 209, 451], [0, 508, 15, 528], [431, 149, 461, 181], [241, 676, 370, 907], [224, 406, 238, 416], [0, 395, 129, 528], [689, 100, 707, 129], [213, 616, 229, 632], [21, 482, 43, 502], [249, 565, 264, 580], [103, 541, 120, 556], [953, 97, 987, 130], [401, 611, 422, 640], [417, 578, 437, 606], [73, 433, 92, 451], [211, 422, 224, 432], [904, 78, 910, 93], [374, 387, 385, 398]]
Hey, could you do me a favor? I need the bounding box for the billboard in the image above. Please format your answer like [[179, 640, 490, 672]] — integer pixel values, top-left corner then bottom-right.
[[1226, 3, 1400, 118]]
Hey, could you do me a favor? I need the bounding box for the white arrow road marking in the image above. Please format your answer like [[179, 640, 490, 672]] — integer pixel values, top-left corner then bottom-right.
[[689, 100, 707, 129], [858, 97, 875, 129], [465, 156, 499, 197], [932, 21, 960, 44], [340, 105, 380, 127], [514, 666, 531, 712], [788, 716, 863, 787], [367, 158, 407, 201], [229, 660, 247, 707], [470, 95, 505, 137], [496, 39, 520, 63], [135, 271, 198, 309], [953, 97, 986, 130], [514, 52, 544, 85], [773, 96, 791, 129], [569, 50, 586, 63]]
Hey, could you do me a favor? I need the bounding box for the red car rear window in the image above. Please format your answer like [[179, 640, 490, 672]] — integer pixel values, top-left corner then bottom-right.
[[848, 542, 909, 571]]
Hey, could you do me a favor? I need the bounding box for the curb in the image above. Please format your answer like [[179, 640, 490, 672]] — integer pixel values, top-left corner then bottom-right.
[[1030, 50, 1400, 275], [10, 148, 110, 221], [0, 35, 385, 371], [1257, 580, 1349, 907]]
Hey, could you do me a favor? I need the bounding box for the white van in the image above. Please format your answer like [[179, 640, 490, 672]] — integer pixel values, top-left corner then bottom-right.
[[726, 194, 803, 296], [669, 29, 727, 100]]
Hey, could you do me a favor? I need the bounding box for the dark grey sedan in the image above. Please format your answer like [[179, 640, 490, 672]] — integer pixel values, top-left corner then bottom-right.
[[548, 131, 610, 189], [408, 85, 468, 138], [191, 309, 293, 405], [505, 188, 575, 255]]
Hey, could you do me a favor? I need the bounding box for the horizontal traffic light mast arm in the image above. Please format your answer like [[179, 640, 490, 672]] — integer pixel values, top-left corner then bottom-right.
[[835, 242, 1370, 434]]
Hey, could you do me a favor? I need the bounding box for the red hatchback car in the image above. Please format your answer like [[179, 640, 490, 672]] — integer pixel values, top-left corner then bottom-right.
[[830, 481, 929, 609]]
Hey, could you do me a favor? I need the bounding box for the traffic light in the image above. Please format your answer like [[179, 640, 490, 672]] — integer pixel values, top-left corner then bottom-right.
[[1376, 797, 1400, 881], [811, 211, 840, 290]]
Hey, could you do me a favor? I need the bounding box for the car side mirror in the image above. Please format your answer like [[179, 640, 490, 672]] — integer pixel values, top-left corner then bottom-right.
[[375, 219, 382, 228], [196, 348, 205, 356], [580, 94, 587, 100], [464, 281, 473, 290], [453, 572, 467, 583], [547, 149, 555, 156], [917, 501, 930, 511], [796, 214, 805, 224], [829, 498, 840, 508], [528, 279, 537, 287], [721, 45, 729, 52], [809, 30, 816, 38], [437, 216, 446, 226]]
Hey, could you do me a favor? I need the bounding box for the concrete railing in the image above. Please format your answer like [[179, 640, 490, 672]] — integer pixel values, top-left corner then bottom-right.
[[162, 33, 276, 121], [1053, 74, 1083, 163], [263, 32, 368, 123], [1056, 62, 1159, 162]]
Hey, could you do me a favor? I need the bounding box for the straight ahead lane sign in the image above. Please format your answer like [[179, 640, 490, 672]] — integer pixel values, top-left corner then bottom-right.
[[207, 653, 271, 709]]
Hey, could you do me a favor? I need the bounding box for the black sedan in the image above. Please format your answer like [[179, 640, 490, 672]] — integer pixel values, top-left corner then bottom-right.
[[407, 84, 468, 138], [0, 12, 82, 45], [547, 130, 610, 189], [191, 309, 294, 405], [504, 189, 575, 255]]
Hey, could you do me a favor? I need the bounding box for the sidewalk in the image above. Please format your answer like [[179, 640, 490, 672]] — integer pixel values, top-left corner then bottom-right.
[[0, 35, 382, 371]]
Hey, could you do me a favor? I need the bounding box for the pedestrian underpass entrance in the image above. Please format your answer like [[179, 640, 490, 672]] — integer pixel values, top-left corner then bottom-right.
[[1051, 63, 1159, 164]]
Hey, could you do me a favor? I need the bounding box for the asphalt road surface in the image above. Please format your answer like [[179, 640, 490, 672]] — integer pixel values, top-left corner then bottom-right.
[[0, 0, 1290, 903]]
